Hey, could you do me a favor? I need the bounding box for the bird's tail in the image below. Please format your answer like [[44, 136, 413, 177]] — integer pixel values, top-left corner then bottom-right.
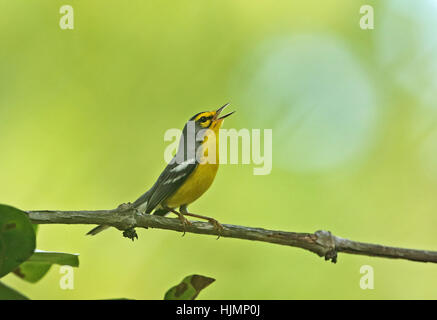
[[86, 225, 110, 236], [87, 189, 156, 236]]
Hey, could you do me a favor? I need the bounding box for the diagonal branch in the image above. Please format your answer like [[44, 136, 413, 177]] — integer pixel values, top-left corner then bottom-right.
[[26, 207, 437, 264]]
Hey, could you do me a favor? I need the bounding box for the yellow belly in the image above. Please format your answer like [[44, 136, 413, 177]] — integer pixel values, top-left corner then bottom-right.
[[164, 162, 219, 208]]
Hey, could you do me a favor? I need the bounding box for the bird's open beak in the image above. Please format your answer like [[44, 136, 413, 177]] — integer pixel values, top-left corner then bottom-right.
[[214, 103, 235, 121]]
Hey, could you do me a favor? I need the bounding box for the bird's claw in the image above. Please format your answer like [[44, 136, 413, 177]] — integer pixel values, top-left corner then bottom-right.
[[179, 215, 192, 237], [208, 218, 224, 239]]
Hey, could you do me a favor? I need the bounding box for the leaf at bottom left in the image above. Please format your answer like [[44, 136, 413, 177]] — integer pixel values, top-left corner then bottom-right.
[[0, 281, 29, 300]]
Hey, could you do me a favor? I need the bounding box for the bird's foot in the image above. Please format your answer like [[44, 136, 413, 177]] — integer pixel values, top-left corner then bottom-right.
[[178, 215, 192, 237], [207, 218, 224, 240], [178, 208, 224, 239]]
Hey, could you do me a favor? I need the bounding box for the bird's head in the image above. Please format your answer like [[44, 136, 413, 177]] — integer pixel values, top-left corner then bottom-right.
[[175, 104, 234, 163], [189, 103, 235, 134]]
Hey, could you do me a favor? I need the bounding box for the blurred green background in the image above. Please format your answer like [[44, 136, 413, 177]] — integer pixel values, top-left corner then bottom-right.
[[2, 0, 437, 299]]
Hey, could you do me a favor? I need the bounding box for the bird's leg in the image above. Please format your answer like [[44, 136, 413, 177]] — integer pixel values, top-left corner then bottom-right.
[[180, 205, 224, 239], [164, 206, 192, 236]]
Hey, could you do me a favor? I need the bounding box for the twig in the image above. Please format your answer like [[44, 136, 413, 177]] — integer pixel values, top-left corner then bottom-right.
[[26, 207, 437, 264]]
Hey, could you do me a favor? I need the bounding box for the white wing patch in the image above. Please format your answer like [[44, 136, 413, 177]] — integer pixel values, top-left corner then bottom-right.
[[163, 174, 187, 184], [170, 159, 195, 173]]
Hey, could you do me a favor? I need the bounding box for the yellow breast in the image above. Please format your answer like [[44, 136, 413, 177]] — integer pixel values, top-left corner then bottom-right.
[[164, 125, 221, 209], [164, 162, 219, 208]]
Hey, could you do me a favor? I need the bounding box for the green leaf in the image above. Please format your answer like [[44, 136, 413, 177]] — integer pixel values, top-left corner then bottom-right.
[[164, 274, 215, 300], [0, 281, 29, 300], [13, 250, 79, 283], [13, 262, 52, 283], [0, 204, 36, 278], [27, 250, 79, 267]]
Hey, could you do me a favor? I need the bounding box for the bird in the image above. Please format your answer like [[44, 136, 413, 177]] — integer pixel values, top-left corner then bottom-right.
[[87, 103, 234, 237]]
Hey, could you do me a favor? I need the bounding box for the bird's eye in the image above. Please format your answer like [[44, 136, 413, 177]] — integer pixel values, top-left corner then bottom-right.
[[199, 116, 207, 122]]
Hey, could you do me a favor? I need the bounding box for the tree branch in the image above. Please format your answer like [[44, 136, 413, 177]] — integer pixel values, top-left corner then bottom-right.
[[26, 207, 437, 264]]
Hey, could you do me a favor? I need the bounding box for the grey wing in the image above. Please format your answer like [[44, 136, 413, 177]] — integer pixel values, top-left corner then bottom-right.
[[138, 158, 197, 213]]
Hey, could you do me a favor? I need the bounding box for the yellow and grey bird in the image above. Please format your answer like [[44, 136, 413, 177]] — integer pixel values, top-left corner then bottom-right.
[[87, 103, 234, 236]]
